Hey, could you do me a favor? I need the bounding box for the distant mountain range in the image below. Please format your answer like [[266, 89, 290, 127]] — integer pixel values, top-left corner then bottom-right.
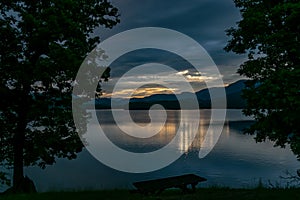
[[93, 79, 247, 109]]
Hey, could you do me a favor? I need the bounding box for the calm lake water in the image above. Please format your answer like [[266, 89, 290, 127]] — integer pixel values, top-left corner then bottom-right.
[[24, 109, 299, 192]]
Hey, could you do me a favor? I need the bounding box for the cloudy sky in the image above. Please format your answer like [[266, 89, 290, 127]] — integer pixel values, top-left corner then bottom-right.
[[93, 0, 247, 98]]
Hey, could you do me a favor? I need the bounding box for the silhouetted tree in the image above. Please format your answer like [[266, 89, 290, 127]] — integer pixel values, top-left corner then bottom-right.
[[0, 0, 119, 193], [225, 0, 300, 158]]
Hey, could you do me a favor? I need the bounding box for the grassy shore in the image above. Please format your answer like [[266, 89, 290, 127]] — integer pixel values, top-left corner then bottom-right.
[[1, 188, 299, 200]]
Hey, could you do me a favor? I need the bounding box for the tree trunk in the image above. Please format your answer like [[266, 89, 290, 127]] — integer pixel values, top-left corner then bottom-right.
[[13, 137, 24, 190], [9, 86, 37, 194], [12, 88, 30, 193], [12, 107, 26, 192]]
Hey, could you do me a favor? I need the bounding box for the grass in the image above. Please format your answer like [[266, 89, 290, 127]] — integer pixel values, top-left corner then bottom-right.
[[0, 188, 300, 200]]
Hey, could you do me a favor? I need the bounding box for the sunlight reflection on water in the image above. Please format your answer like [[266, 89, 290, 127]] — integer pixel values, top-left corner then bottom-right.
[[24, 110, 299, 192]]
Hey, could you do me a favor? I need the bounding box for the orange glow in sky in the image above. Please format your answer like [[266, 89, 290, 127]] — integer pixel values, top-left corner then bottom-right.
[[102, 87, 177, 99]]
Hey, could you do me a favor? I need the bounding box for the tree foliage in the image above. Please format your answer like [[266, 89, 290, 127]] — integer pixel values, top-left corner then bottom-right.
[[0, 0, 119, 191], [225, 0, 300, 158]]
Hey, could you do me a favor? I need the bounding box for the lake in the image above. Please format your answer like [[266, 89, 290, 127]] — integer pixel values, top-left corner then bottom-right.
[[25, 109, 299, 192]]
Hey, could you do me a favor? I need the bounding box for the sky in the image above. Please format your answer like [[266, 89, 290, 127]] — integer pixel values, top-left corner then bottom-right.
[[93, 0, 247, 98]]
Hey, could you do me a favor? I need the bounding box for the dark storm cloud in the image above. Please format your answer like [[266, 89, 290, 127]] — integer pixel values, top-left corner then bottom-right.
[[101, 0, 241, 49], [94, 0, 247, 91], [109, 49, 194, 78]]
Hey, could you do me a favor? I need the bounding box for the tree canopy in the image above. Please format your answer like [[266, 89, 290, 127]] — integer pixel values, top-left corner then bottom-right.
[[0, 0, 119, 192], [225, 0, 300, 158]]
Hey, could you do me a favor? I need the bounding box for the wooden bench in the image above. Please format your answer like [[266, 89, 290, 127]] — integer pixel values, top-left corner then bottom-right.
[[132, 174, 207, 195]]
